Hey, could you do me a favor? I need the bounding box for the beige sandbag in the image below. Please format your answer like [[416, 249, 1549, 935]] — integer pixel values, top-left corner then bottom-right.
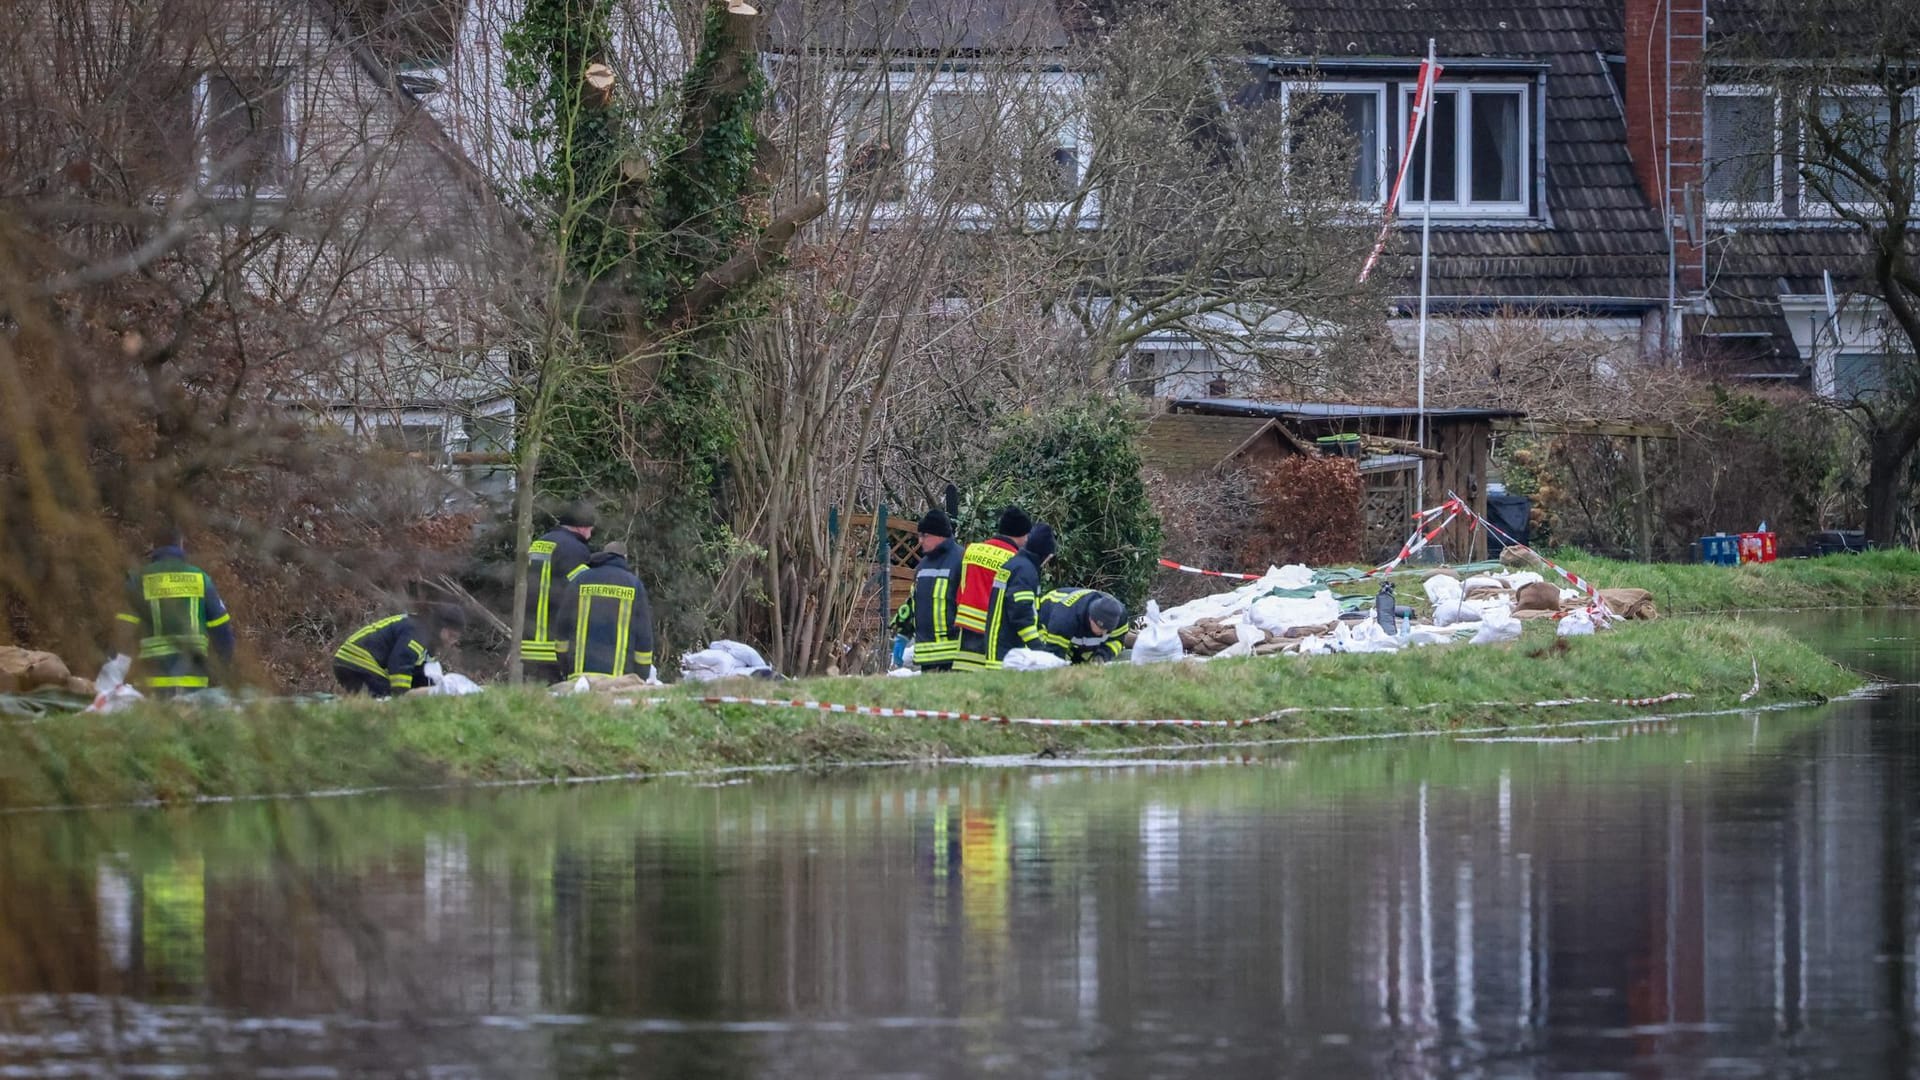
[[1499, 544, 1537, 569], [25, 654, 71, 691], [1514, 607, 1563, 620], [1515, 581, 1564, 612], [550, 673, 652, 693], [1464, 586, 1511, 602], [65, 677, 96, 697], [1422, 568, 1461, 580], [0, 647, 33, 678], [1600, 587, 1658, 621]]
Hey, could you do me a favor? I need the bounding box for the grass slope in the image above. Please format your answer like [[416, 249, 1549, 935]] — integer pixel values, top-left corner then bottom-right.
[[0, 619, 1861, 810], [1555, 550, 1920, 614]]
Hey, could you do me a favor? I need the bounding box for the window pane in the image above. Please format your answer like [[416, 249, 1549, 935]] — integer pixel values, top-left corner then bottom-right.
[[1469, 91, 1522, 202], [1809, 95, 1893, 206], [838, 92, 907, 203], [929, 92, 997, 205], [1705, 93, 1777, 204], [1011, 96, 1079, 203], [1407, 90, 1457, 202], [1288, 89, 1382, 201], [204, 73, 288, 189]]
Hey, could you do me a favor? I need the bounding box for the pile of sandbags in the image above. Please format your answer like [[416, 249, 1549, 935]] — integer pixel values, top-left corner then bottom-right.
[[0, 647, 94, 696], [681, 640, 775, 682], [553, 672, 656, 694], [1155, 565, 1344, 638]]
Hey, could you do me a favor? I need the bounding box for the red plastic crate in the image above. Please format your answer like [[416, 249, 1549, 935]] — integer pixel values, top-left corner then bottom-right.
[[1738, 531, 1777, 564]]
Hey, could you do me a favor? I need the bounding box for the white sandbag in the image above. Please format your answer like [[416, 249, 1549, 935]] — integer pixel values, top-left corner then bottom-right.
[[1469, 604, 1522, 645], [680, 648, 745, 682], [1214, 620, 1267, 659], [711, 640, 771, 672], [1431, 600, 1483, 627], [1248, 591, 1342, 635], [1342, 617, 1402, 654], [1501, 571, 1545, 589], [1558, 609, 1597, 637], [1131, 601, 1186, 664], [1157, 565, 1319, 630], [887, 667, 921, 678], [1459, 575, 1504, 593], [1423, 575, 1464, 607], [1005, 648, 1070, 672], [1408, 624, 1467, 647], [1559, 588, 1584, 605], [424, 671, 485, 695], [86, 654, 142, 713]]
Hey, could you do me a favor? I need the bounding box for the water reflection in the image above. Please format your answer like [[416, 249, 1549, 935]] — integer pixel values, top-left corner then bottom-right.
[[0, 615, 1910, 1077]]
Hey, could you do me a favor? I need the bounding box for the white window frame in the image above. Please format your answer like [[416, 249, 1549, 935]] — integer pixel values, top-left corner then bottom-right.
[[1397, 82, 1532, 218], [1704, 84, 1784, 219], [1797, 85, 1920, 220], [194, 69, 297, 200], [1277, 80, 1389, 208], [827, 68, 1096, 228]]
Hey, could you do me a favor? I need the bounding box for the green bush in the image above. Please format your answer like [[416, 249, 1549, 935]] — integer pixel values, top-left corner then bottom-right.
[[960, 403, 1164, 608]]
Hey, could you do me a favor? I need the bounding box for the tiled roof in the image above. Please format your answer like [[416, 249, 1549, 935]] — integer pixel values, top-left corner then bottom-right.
[[1277, 0, 1670, 306], [1138, 413, 1304, 471]]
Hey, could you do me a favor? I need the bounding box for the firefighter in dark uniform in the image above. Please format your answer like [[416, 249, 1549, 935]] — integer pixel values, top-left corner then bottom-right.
[[1035, 588, 1129, 663], [520, 502, 595, 685], [957, 522, 1055, 671], [553, 541, 654, 679], [333, 604, 465, 697], [890, 509, 964, 671], [114, 528, 235, 695]]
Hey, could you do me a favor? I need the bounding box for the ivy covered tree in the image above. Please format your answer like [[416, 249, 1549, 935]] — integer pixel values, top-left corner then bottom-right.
[[960, 404, 1164, 609], [497, 0, 825, 674]]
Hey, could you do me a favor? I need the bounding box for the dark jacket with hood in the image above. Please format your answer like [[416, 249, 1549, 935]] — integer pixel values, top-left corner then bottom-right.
[[957, 525, 1053, 669], [117, 545, 235, 691], [901, 537, 963, 664], [334, 614, 434, 696], [521, 526, 593, 664], [1036, 588, 1126, 663], [554, 551, 654, 678]]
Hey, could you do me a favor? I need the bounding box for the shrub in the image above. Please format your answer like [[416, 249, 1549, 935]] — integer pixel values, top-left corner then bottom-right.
[[960, 403, 1164, 608], [1238, 454, 1365, 568]]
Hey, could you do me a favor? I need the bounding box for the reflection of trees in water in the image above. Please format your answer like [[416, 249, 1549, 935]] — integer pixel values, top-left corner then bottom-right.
[[3, 696, 1920, 1074]]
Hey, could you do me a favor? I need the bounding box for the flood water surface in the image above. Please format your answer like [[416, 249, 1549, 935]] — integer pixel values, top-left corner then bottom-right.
[[0, 613, 1916, 1077]]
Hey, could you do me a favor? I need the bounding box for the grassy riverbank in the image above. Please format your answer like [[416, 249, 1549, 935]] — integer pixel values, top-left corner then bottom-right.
[[0, 618, 1862, 810], [1555, 549, 1920, 613]]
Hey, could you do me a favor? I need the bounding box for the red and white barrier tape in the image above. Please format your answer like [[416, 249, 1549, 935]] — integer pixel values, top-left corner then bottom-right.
[[1156, 558, 1265, 582], [693, 690, 1696, 729], [1366, 498, 1465, 577]]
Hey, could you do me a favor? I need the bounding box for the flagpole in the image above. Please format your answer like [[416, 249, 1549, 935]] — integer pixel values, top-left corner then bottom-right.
[[1415, 37, 1436, 512]]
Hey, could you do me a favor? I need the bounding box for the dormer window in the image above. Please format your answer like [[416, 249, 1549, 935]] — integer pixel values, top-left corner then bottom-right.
[[198, 69, 294, 197], [1402, 84, 1528, 215], [1705, 86, 1781, 214]]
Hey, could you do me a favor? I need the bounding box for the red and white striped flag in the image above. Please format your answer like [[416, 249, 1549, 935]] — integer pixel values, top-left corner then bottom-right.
[[1358, 51, 1444, 283]]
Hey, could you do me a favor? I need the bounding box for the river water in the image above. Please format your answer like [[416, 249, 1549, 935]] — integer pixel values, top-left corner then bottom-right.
[[0, 612, 1914, 1078]]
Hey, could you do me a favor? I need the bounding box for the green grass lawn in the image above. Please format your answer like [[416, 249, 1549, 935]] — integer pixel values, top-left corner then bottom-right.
[[0, 617, 1861, 810], [1554, 549, 1920, 613]]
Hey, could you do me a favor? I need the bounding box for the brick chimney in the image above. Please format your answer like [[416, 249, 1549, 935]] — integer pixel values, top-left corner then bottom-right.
[[1623, 0, 1706, 292]]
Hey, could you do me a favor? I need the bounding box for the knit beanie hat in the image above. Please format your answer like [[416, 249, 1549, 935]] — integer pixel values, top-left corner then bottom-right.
[[996, 505, 1032, 538], [918, 509, 954, 538], [1090, 594, 1127, 632], [1024, 523, 1057, 562]]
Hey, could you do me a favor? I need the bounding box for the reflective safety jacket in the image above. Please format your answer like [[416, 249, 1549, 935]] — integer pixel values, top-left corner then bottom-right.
[[334, 614, 433, 696], [1036, 589, 1126, 663], [115, 546, 234, 691], [957, 548, 1041, 670], [554, 552, 654, 678], [954, 536, 1019, 635], [521, 527, 592, 664], [893, 538, 963, 665]]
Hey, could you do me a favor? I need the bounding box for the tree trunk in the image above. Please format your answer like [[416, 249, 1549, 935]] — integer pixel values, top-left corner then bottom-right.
[[1865, 432, 1906, 549], [506, 440, 541, 686]]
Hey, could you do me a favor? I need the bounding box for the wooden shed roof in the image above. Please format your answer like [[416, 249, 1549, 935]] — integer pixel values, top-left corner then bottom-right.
[[1138, 413, 1309, 473]]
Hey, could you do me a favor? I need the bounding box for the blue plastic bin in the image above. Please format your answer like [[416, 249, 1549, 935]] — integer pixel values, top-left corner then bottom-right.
[[1700, 534, 1739, 566]]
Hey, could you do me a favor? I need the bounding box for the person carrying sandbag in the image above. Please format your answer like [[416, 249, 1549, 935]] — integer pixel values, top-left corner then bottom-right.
[[1034, 588, 1128, 664]]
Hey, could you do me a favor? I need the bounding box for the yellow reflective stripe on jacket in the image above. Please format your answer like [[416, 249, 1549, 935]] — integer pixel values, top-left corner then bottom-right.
[[116, 612, 142, 625], [931, 577, 952, 644], [147, 674, 209, 689], [520, 641, 559, 662], [528, 539, 558, 644], [389, 673, 414, 689], [1012, 590, 1039, 642], [571, 583, 636, 677], [206, 612, 230, 628], [955, 542, 1016, 632], [140, 635, 207, 658], [140, 572, 205, 600]]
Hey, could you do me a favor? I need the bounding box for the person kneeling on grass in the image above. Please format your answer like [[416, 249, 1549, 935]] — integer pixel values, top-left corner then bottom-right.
[[1034, 588, 1129, 664], [333, 604, 465, 698]]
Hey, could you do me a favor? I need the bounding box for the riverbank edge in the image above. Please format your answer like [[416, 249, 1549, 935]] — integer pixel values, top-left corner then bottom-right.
[[0, 619, 1863, 810], [1548, 550, 1920, 614]]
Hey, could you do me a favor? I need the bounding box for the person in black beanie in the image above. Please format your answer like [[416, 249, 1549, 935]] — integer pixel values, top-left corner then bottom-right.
[[958, 519, 1054, 670], [955, 505, 1031, 670], [891, 509, 964, 670]]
